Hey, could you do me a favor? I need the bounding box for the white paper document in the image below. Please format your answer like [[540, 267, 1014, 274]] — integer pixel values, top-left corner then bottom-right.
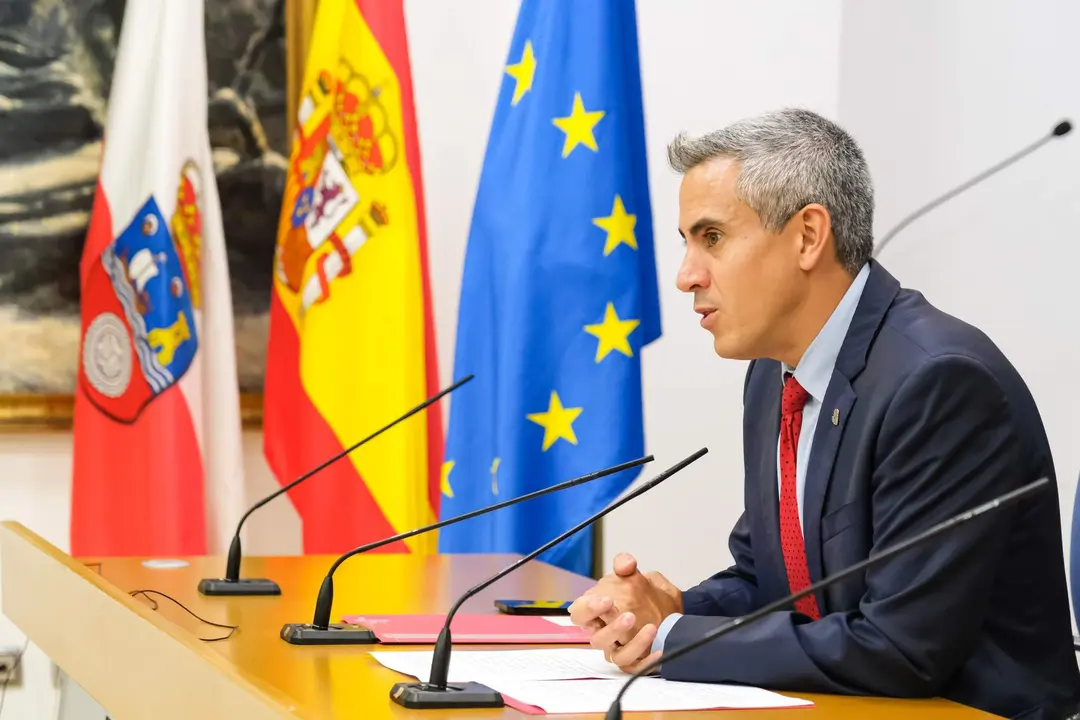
[[369, 648, 813, 713], [495, 678, 813, 714]]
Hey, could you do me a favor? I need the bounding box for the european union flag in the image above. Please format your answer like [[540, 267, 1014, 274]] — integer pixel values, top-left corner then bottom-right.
[[437, 0, 661, 577]]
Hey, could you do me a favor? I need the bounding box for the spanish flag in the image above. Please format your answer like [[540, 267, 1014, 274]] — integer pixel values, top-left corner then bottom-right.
[[263, 0, 442, 554]]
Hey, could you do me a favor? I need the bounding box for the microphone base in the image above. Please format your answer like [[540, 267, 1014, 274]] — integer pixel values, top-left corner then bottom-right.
[[279, 622, 378, 645], [389, 681, 504, 709], [197, 578, 281, 596]]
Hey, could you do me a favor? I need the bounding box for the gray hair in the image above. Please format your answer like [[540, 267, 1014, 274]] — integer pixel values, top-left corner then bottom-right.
[[667, 108, 874, 275]]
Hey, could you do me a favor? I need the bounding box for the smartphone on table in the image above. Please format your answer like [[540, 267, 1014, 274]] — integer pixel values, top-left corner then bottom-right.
[[494, 599, 572, 615]]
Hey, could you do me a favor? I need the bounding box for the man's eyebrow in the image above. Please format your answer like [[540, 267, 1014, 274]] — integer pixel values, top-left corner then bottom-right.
[[688, 217, 725, 236]]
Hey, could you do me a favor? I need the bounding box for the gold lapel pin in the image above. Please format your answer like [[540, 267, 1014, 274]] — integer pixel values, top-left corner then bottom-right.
[[831, 409, 839, 426]]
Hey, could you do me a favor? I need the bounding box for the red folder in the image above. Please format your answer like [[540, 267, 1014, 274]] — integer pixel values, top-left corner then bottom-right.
[[340, 614, 589, 644]]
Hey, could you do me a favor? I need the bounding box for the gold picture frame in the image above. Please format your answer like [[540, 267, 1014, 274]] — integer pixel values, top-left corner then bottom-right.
[[0, 1, 319, 432], [0, 393, 266, 433]]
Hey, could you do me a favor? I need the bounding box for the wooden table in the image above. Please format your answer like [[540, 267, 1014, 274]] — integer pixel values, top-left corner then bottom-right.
[[0, 521, 1001, 719]]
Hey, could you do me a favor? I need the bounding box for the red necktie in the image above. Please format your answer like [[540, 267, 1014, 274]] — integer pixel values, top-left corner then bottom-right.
[[779, 373, 821, 620]]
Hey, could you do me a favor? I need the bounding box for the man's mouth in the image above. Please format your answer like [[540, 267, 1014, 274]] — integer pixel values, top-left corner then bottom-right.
[[695, 307, 716, 328]]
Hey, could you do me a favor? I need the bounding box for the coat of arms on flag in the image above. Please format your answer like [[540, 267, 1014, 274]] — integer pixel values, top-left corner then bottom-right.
[[78, 161, 204, 424], [274, 61, 396, 314]]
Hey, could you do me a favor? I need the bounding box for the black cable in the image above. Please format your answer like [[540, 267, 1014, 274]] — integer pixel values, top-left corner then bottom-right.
[[90, 557, 238, 640], [128, 590, 238, 642], [0, 637, 29, 718], [80, 565, 237, 640]]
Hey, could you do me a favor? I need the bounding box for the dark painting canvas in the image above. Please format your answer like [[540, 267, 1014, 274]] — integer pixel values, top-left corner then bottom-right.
[[0, 0, 285, 418]]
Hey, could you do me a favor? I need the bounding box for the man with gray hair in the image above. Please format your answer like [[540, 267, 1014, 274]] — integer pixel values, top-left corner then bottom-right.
[[568, 108, 1080, 719]]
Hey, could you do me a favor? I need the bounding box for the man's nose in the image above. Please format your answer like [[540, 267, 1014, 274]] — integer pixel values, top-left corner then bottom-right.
[[676, 248, 708, 293]]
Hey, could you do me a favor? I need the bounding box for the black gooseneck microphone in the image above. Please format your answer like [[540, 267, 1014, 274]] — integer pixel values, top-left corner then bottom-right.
[[279, 454, 655, 644], [198, 374, 474, 596], [602, 476, 1050, 720], [389, 447, 709, 710], [872, 119, 1072, 259]]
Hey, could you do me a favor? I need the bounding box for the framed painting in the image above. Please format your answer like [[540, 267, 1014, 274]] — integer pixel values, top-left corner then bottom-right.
[[0, 0, 293, 430]]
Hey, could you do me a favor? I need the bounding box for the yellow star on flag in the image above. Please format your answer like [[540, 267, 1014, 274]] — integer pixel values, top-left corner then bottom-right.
[[505, 40, 536, 106], [584, 303, 640, 362], [526, 391, 583, 451], [552, 92, 604, 158], [593, 194, 637, 255], [441, 460, 455, 498]]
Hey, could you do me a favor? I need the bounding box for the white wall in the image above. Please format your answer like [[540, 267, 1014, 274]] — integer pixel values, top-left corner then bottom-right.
[[591, 0, 843, 586], [837, 0, 1080, 622], [4, 0, 1076, 716]]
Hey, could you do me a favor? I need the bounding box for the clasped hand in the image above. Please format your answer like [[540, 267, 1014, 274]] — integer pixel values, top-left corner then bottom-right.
[[567, 552, 682, 673]]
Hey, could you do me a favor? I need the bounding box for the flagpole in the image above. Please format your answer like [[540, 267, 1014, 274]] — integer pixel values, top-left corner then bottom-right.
[[285, 0, 318, 140], [591, 522, 605, 579]]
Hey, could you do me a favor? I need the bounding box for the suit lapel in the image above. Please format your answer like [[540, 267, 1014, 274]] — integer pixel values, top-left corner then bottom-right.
[[756, 366, 784, 591], [756, 375, 781, 533], [800, 261, 901, 607], [803, 372, 855, 594]]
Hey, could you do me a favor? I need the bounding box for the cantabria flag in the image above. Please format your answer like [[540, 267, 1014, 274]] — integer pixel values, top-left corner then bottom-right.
[[71, 0, 245, 557]]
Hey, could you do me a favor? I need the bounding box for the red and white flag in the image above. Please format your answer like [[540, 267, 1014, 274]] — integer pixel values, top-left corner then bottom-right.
[[71, 0, 245, 557]]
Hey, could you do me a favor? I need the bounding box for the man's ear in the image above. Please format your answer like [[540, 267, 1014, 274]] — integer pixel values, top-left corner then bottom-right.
[[794, 203, 833, 271]]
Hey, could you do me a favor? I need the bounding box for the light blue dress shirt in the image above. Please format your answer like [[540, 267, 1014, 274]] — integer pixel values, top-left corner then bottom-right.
[[649, 263, 870, 658]]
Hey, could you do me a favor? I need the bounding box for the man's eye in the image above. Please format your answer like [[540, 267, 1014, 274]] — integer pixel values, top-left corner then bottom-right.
[[706, 231, 722, 246]]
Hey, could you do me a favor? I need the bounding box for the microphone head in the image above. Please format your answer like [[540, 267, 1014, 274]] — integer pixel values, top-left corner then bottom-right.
[[312, 575, 335, 630], [225, 534, 243, 582], [1053, 120, 1072, 137]]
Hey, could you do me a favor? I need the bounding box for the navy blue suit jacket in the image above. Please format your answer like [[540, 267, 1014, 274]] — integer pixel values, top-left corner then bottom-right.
[[662, 262, 1080, 720]]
